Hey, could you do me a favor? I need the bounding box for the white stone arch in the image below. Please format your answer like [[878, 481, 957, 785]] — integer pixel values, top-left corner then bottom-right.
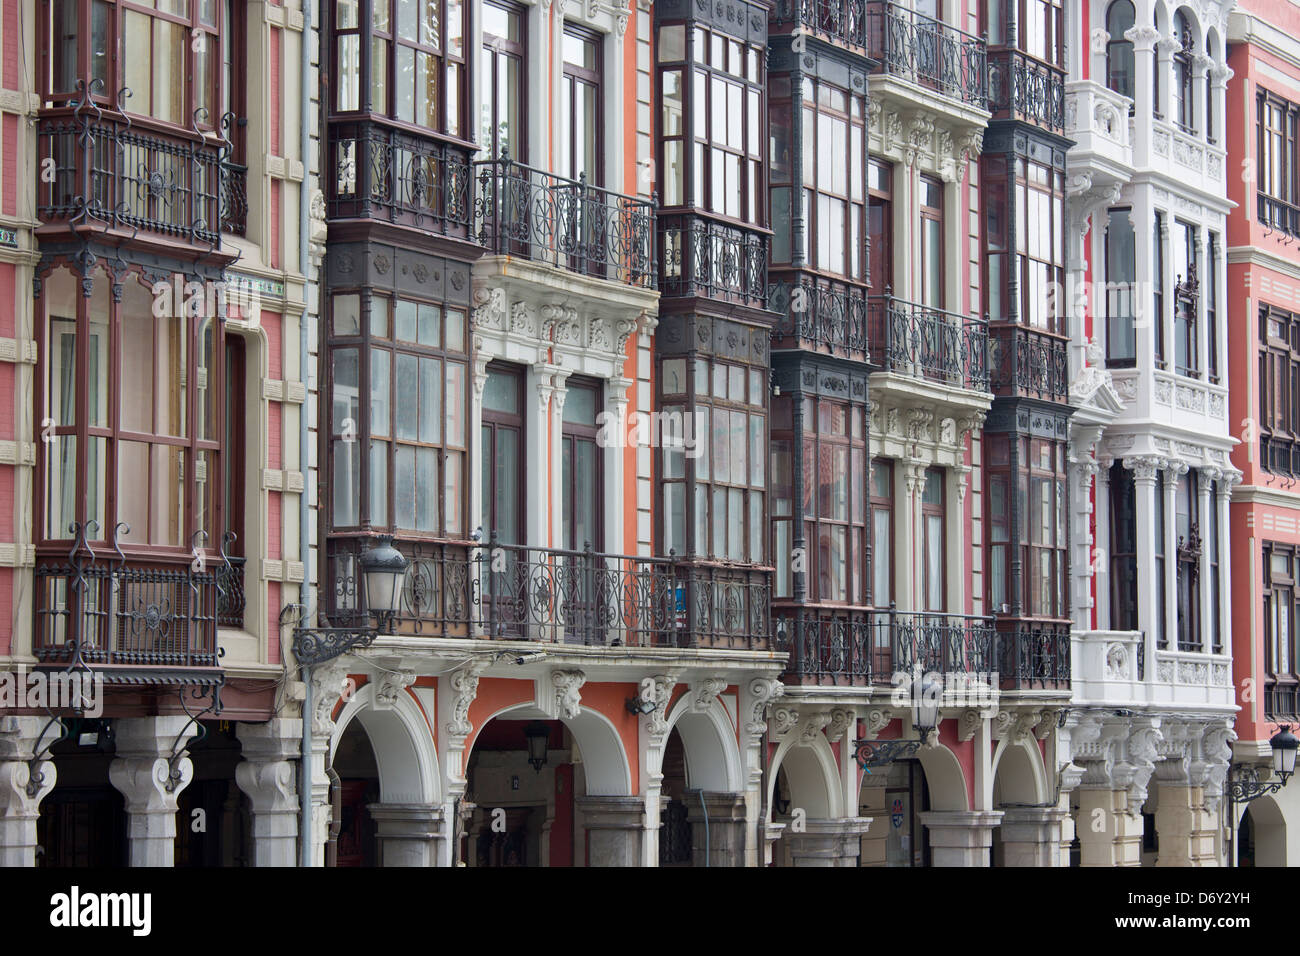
[[916, 743, 970, 812], [991, 738, 1049, 806], [473, 702, 634, 796], [330, 683, 441, 805], [767, 734, 841, 821], [663, 694, 745, 793], [1242, 795, 1287, 867], [1172, 4, 1203, 51]]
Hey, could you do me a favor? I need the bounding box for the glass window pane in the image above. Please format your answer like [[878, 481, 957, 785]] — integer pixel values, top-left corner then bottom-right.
[[371, 349, 391, 437]]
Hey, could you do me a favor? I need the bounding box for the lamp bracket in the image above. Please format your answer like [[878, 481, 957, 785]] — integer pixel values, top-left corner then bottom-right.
[[1228, 762, 1291, 804], [853, 737, 924, 770], [293, 626, 379, 667]]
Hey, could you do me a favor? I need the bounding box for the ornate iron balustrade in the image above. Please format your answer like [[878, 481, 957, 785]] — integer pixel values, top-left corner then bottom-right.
[[998, 621, 1070, 690], [1265, 679, 1300, 723], [1259, 192, 1300, 240], [327, 537, 771, 649], [220, 161, 248, 236], [776, 608, 995, 685], [659, 213, 768, 307], [770, 0, 868, 48], [1261, 432, 1300, 477], [215, 555, 246, 629], [328, 118, 472, 237], [768, 273, 870, 358], [473, 153, 656, 288], [37, 83, 228, 249], [988, 50, 1065, 131], [34, 525, 222, 672], [989, 325, 1069, 401], [868, 293, 990, 391], [865, 1, 988, 109]]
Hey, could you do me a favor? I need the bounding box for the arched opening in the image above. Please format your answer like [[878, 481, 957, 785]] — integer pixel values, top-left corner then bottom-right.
[[767, 735, 843, 867], [175, 721, 252, 866], [332, 718, 380, 867], [990, 741, 1047, 866], [1239, 796, 1286, 867], [658, 729, 693, 866], [860, 759, 931, 867], [459, 704, 632, 867]]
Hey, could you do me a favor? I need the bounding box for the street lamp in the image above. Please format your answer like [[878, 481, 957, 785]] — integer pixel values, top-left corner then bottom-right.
[[524, 722, 550, 773], [853, 673, 942, 770], [291, 535, 409, 666], [1229, 725, 1299, 804]]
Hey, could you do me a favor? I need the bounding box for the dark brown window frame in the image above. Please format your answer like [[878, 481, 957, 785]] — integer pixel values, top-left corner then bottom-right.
[[560, 21, 602, 186]]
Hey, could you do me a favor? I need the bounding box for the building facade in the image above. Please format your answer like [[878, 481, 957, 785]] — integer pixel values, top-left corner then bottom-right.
[[1224, 0, 1300, 868], [6, 0, 1300, 869]]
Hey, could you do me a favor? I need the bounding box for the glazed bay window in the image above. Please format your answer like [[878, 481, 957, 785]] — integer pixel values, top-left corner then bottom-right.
[[1104, 206, 1135, 367], [1013, 437, 1066, 616], [1265, 543, 1300, 679], [657, 22, 763, 220], [660, 356, 766, 563], [40, 265, 224, 551], [800, 399, 867, 604], [1175, 470, 1201, 651], [1258, 90, 1300, 235], [328, 292, 468, 535], [768, 77, 865, 278], [1260, 303, 1300, 476], [44, 0, 222, 128], [334, 0, 466, 137], [1173, 12, 1194, 134], [1153, 211, 1166, 369], [1016, 158, 1064, 332], [1207, 233, 1219, 383]]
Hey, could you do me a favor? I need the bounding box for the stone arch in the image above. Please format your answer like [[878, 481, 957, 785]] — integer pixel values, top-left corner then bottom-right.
[[331, 683, 440, 805], [664, 695, 744, 793], [767, 734, 841, 820], [1242, 796, 1286, 867], [992, 739, 1048, 806], [476, 702, 633, 796], [1173, 4, 1203, 50], [916, 743, 969, 812]]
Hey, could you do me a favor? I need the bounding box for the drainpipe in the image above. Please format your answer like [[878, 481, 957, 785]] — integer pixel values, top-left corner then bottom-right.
[[298, 0, 316, 868], [688, 787, 709, 868]]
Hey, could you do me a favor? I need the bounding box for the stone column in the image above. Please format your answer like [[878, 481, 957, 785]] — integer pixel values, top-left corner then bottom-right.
[[369, 803, 445, 866], [684, 791, 748, 867], [0, 716, 57, 867], [235, 718, 301, 867], [1076, 788, 1144, 866], [784, 818, 873, 867], [1162, 462, 1185, 646], [1154, 784, 1203, 866], [919, 810, 1003, 866], [576, 795, 645, 866], [1126, 457, 1161, 668], [108, 716, 200, 867], [999, 807, 1068, 866]]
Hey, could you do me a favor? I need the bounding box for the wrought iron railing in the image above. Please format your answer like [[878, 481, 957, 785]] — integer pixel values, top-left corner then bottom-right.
[[220, 161, 248, 235], [659, 213, 768, 307], [34, 523, 223, 672], [1265, 679, 1300, 723], [327, 536, 771, 650], [989, 324, 1069, 401], [775, 608, 996, 685], [215, 555, 246, 629], [37, 81, 228, 248], [1259, 192, 1300, 239], [1261, 432, 1300, 477], [328, 118, 472, 236], [770, 0, 868, 47], [768, 273, 870, 359], [868, 292, 990, 391], [865, 1, 988, 110], [988, 50, 1065, 132], [473, 152, 656, 288], [998, 621, 1070, 690]]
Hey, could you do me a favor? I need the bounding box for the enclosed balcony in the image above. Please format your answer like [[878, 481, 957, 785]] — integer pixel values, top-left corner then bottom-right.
[[774, 609, 996, 687], [988, 324, 1070, 402], [864, 1, 987, 111], [36, 90, 234, 257], [867, 292, 990, 392], [770, 0, 869, 50], [327, 118, 473, 239], [659, 212, 768, 308], [987, 50, 1065, 133], [473, 154, 656, 289], [1072, 629, 1233, 709], [327, 538, 771, 651]]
